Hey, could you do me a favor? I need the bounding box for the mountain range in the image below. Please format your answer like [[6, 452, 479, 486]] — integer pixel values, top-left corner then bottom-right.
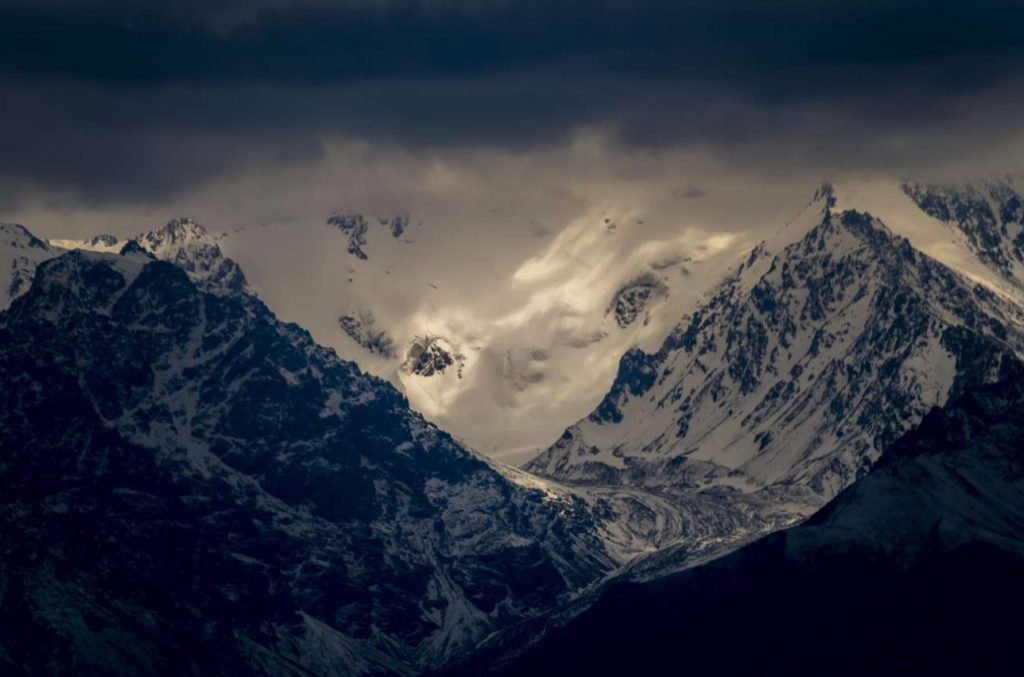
[[215, 202, 746, 463], [3, 176, 1024, 675], [525, 182, 1024, 572], [0, 221, 615, 675], [492, 371, 1024, 676]]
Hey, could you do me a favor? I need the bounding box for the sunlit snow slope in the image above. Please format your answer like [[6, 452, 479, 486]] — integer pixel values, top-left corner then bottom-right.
[[526, 179, 1024, 571], [496, 373, 1024, 676], [0, 229, 618, 677], [215, 204, 750, 463]]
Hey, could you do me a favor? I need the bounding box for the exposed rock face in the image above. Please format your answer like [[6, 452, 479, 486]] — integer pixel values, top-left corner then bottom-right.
[[133, 217, 248, 294], [327, 212, 371, 259], [43, 217, 247, 298], [380, 214, 410, 239], [86, 233, 120, 249], [606, 273, 668, 328], [0, 243, 615, 676], [903, 178, 1024, 288], [329, 213, 414, 259], [493, 373, 1024, 676], [339, 309, 398, 358], [0, 223, 59, 309], [404, 335, 465, 378], [527, 191, 1024, 576]]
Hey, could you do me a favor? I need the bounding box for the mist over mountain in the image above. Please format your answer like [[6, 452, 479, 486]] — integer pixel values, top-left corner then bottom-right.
[[4, 176, 1024, 675], [489, 372, 1024, 676], [0, 222, 619, 675], [5, 2, 1024, 675]]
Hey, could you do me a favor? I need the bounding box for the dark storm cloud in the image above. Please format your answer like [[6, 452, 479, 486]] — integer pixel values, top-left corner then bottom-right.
[[4, 0, 1024, 88], [2, 0, 1024, 207]]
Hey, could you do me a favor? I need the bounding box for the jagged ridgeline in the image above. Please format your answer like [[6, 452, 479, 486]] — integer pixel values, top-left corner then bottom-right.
[[902, 178, 1024, 288], [449, 181, 1024, 675], [494, 373, 1024, 675], [526, 183, 1024, 570], [1, 223, 60, 307], [6, 176, 1024, 676], [0, 221, 614, 676]]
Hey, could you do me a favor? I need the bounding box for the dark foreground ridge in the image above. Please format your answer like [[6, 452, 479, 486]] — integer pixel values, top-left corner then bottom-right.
[[484, 372, 1024, 676], [0, 247, 613, 675]]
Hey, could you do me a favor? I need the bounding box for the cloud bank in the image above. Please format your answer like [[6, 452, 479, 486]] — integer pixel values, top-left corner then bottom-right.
[[1, 0, 1023, 218]]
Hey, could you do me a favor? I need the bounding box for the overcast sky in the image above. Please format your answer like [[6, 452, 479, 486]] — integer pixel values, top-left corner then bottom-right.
[[2, 0, 1024, 236], [4, 0, 1024, 460]]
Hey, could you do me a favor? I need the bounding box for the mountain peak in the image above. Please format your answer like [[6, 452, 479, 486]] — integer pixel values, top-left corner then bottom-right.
[[0, 243, 616, 675], [900, 178, 1024, 290], [0, 222, 50, 249], [499, 372, 1024, 677], [527, 194, 1024, 569], [133, 217, 246, 294], [139, 217, 211, 247], [0, 223, 59, 309], [164, 215, 206, 233], [812, 180, 836, 207], [87, 233, 119, 248]]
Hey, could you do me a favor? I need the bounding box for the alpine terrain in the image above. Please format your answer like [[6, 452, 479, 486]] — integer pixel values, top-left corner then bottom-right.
[[497, 371, 1024, 675], [7, 2, 1024, 675], [5, 177, 1024, 676], [0, 221, 617, 676], [526, 180, 1024, 575]]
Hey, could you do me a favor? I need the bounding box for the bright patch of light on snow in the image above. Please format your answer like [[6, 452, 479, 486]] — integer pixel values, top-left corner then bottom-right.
[[832, 178, 1024, 304], [218, 191, 757, 463]]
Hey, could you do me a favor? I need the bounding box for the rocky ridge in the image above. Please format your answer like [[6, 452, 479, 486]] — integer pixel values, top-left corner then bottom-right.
[[0, 236, 617, 676]]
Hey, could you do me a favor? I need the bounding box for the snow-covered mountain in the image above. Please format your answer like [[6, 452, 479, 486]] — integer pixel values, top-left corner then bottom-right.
[[526, 180, 1024, 571], [34, 210, 729, 464], [0, 223, 61, 309], [50, 217, 247, 295], [215, 205, 747, 464], [829, 177, 1024, 297], [902, 176, 1024, 291], [492, 371, 1024, 675], [0, 234, 619, 675], [32, 179, 1024, 473], [9, 177, 1024, 674], [3, 216, 249, 312]]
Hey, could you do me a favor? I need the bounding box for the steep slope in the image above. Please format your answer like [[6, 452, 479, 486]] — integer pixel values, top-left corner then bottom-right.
[[525, 186, 1024, 572], [132, 217, 248, 294], [902, 177, 1024, 292], [218, 207, 747, 464], [493, 373, 1024, 676], [42, 211, 748, 464], [5, 216, 245, 314], [0, 245, 615, 676], [51, 217, 247, 295], [0, 223, 61, 309]]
